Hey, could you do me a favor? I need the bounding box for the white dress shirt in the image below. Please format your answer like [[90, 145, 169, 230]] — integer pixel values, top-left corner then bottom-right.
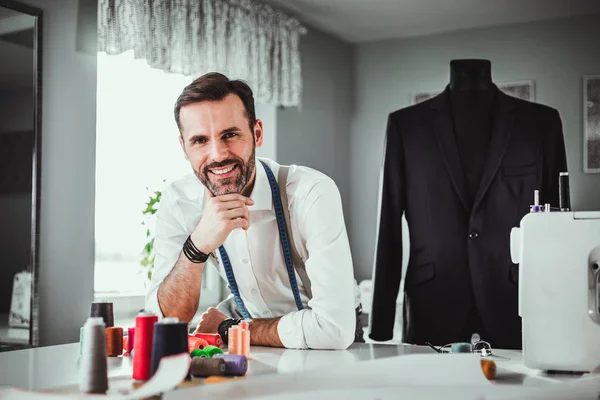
[[145, 157, 359, 350]]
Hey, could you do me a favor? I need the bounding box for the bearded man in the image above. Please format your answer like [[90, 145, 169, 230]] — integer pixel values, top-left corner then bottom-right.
[[145, 72, 363, 350]]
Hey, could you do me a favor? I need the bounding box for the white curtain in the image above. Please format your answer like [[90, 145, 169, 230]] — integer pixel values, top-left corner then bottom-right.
[[97, 0, 307, 107]]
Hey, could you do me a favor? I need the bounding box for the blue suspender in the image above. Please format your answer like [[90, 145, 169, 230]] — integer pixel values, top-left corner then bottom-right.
[[217, 161, 304, 319]]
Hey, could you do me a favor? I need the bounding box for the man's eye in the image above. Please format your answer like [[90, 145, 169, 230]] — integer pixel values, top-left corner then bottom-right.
[[195, 138, 207, 144], [223, 132, 237, 139]]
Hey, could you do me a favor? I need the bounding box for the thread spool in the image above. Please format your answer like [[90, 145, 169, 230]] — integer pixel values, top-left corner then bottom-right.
[[213, 354, 248, 376], [90, 302, 114, 328], [481, 359, 496, 380], [204, 376, 231, 384], [238, 320, 249, 330], [188, 335, 209, 352], [450, 342, 472, 353], [132, 311, 158, 381], [106, 327, 123, 357], [189, 357, 226, 377], [79, 326, 84, 355], [123, 336, 129, 355], [228, 326, 241, 355], [150, 318, 189, 378], [204, 345, 224, 357], [194, 333, 223, 348], [240, 329, 250, 358], [79, 317, 108, 394], [127, 327, 135, 354], [191, 349, 209, 358]]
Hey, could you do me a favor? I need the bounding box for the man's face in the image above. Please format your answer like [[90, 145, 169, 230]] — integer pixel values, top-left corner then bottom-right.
[[178, 93, 263, 196]]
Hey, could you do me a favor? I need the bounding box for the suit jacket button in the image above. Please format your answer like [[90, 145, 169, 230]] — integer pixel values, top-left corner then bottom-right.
[[469, 231, 479, 239]]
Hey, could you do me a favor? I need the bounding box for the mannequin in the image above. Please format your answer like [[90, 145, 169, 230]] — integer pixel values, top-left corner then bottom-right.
[[448, 59, 498, 206], [369, 59, 567, 349]]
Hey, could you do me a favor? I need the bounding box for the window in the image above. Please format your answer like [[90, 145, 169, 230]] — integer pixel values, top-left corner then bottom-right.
[[94, 51, 221, 313]]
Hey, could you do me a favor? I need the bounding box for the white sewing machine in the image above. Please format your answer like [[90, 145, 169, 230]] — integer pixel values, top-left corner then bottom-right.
[[511, 209, 600, 372]]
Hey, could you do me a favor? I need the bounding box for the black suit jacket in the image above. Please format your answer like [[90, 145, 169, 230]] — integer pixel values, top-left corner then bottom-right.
[[369, 86, 568, 350]]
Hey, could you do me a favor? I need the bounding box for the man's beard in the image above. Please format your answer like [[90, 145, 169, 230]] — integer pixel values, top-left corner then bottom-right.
[[196, 147, 255, 196]]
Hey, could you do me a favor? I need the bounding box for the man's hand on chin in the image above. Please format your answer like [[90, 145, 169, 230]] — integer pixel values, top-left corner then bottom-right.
[[193, 307, 228, 334]]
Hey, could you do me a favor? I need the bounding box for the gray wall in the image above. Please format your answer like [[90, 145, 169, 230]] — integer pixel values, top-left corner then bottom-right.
[[350, 14, 600, 281], [255, 103, 277, 161], [276, 28, 354, 221], [22, 0, 97, 346]]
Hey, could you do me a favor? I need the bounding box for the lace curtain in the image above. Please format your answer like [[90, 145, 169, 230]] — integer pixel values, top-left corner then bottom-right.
[[97, 0, 307, 107]]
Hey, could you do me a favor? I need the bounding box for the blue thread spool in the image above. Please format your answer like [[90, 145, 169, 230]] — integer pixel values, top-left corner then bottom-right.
[[451, 342, 472, 353]]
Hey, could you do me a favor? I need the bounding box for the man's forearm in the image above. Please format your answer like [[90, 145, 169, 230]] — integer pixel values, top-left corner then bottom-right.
[[249, 317, 284, 347], [157, 252, 204, 322]]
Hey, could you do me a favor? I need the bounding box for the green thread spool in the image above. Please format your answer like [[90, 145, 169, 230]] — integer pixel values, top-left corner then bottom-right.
[[191, 348, 209, 358], [204, 345, 223, 357]]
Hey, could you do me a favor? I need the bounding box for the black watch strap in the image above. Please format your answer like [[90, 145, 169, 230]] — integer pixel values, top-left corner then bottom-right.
[[218, 318, 242, 345], [182, 236, 209, 263]]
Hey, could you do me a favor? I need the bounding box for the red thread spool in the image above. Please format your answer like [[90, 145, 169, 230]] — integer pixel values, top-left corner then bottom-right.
[[132, 312, 158, 381], [194, 333, 223, 348], [127, 327, 135, 354], [188, 335, 209, 353], [106, 326, 123, 357]]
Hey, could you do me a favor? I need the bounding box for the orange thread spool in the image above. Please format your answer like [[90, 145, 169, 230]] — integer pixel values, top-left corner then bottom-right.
[[228, 326, 241, 355], [240, 329, 250, 358], [132, 312, 158, 381], [188, 336, 209, 352], [238, 320, 249, 330], [123, 336, 129, 355], [204, 376, 232, 384], [480, 359, 496, 380], [106, 327, 123, 357]]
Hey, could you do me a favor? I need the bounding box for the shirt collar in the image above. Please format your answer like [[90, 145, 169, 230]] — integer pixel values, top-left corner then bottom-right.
[[248, 158, 273, 211]]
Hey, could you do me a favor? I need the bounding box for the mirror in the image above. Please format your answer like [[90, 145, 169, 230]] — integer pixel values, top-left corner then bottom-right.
[[0, 0, 42, 351]]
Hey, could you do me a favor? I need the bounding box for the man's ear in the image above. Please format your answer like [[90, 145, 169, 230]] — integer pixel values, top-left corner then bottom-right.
[[179, 134, 189, 161], [254, 119, 264, 148]]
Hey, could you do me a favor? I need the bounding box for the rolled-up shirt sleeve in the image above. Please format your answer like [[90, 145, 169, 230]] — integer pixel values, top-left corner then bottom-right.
[[277, 176, 356, 350], [145, 187, 189, 318]]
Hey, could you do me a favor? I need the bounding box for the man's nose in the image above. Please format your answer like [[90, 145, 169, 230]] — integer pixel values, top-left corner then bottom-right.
[[209, 141, 228, 162]]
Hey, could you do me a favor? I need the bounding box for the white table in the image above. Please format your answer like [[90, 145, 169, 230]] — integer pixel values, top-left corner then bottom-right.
[[0, 342, 595, 398]]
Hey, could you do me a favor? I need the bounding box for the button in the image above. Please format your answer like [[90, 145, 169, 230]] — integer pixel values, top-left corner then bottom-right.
[[251, 289, 258, 295], [242, 259, 249, 264], [262, 311, 270, 316], [469, 231, 479, 239]]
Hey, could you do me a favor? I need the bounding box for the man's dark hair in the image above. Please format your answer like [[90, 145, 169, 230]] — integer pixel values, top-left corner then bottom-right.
[[174, 72, 256, 135]]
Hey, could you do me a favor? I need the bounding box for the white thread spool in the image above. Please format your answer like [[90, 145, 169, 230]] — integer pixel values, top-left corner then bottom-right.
[[79, 317, 108, 394]]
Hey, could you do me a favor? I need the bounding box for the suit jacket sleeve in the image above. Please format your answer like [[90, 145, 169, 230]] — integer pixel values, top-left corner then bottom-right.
[[541, 109, 568, 207], [369, 113, 406, 341]]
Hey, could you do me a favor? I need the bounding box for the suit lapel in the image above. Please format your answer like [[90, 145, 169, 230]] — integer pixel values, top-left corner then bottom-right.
[[430, 87, 470, 212], [471, 90, 517, 212]]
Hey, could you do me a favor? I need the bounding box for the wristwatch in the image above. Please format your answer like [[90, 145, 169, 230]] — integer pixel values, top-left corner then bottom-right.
[[218, 318, 242, 345]]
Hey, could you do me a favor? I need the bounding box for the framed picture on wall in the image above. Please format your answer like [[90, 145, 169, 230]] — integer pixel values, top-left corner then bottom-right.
[[411, 80, 535, 104], [499, 80, 535, 102], [584, 75, 600, 173]]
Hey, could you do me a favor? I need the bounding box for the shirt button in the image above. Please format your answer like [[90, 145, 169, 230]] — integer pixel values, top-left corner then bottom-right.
[[242, 259, 249, 264], [262, 311, 269, 316], [251, 289, 258, 295], [469, 231, 479, 239]]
